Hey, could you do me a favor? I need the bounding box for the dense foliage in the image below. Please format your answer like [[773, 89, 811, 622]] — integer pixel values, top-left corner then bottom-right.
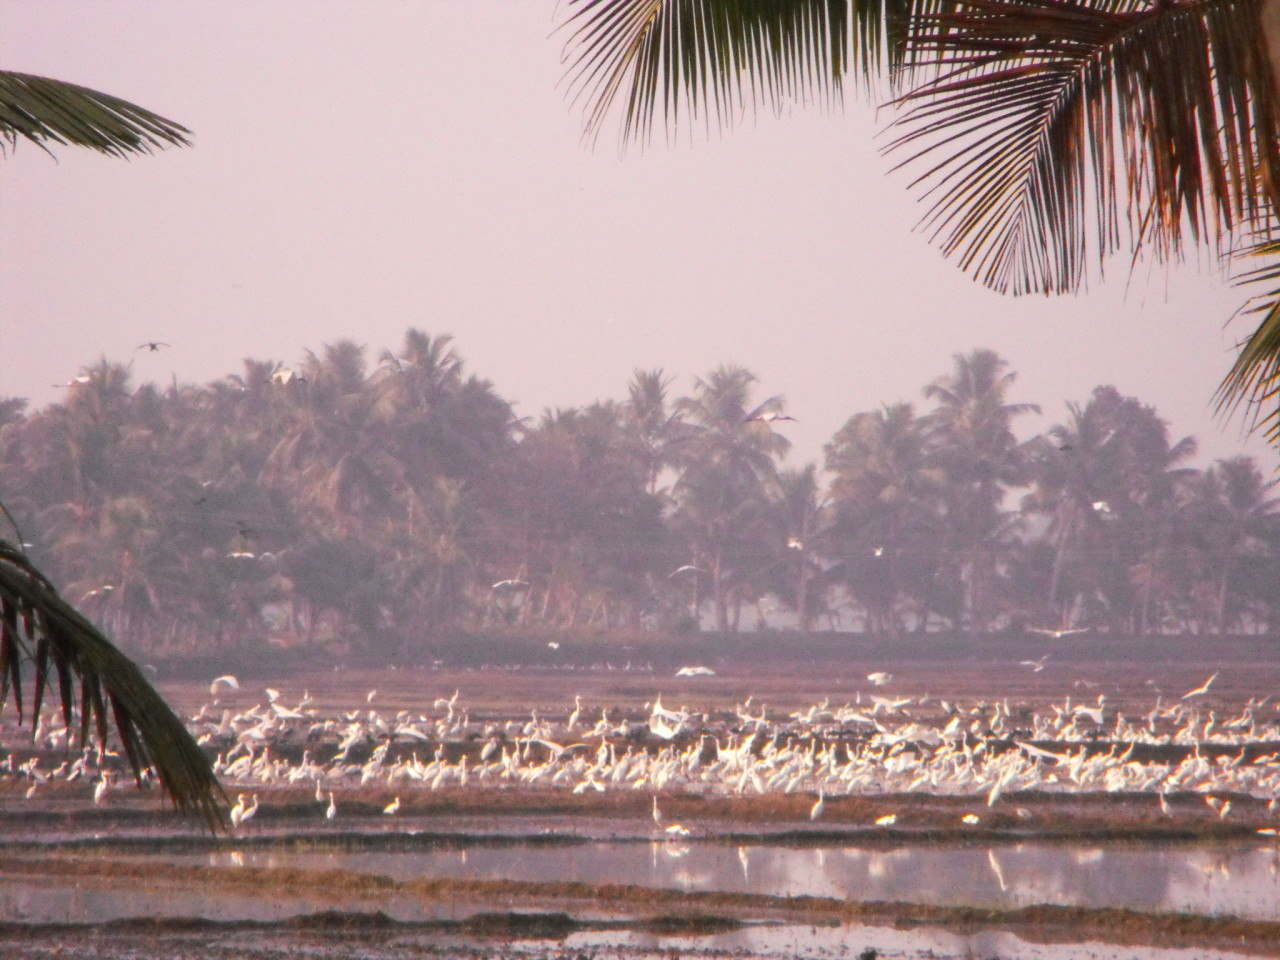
[[2, 333, 1276, 657]]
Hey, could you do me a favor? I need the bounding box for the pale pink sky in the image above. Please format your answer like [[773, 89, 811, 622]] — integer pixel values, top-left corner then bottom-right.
[[1, 1, 1273, 469]]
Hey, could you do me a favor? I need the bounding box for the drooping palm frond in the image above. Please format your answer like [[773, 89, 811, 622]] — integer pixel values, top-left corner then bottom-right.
[[0, 539, 224, 830], [0, 71, 190, 158], [559, 0, 860, 144], [887, 0, 1280, 295], [1218, 238, 1280, 442]]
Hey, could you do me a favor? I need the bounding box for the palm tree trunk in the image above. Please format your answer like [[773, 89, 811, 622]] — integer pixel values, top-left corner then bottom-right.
[[1048, 504, 1078, 617], [796, 561, 812, 631], [1215, 558, 1231, 636], [711, 548, 728, 632]]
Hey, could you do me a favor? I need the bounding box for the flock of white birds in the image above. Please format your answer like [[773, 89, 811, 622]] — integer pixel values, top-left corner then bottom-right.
[[4, 668, 1279, 833]]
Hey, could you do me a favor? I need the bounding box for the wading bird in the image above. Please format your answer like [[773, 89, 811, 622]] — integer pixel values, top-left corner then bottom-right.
[[809, 790, 825, 821]]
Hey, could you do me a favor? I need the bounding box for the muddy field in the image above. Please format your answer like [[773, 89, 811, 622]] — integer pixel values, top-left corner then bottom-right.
[[3, 649, 1280, 959]]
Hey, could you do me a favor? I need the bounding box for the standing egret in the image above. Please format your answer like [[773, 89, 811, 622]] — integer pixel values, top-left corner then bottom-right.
[[809, 790, 825, 821]]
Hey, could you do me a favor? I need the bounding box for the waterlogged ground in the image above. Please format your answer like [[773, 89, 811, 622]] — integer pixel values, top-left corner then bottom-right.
[[2, 653, 1280, 958]]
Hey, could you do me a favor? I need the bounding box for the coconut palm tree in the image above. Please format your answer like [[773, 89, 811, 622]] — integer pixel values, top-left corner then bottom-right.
[[671, 366, 791, 630], [557, 0, 1280, 441], [768, 464, 833, 630], [1175, 455, 1280, 632], [825, 401, 946, 632], [623, 368, 687, 496], [924, 350, 1039, 633], [1022, 394, 1128, 623]]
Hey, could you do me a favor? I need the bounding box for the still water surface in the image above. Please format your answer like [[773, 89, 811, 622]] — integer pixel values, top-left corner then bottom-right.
[[15, 833, 1276, 923], [202, 836, 1279, 919]]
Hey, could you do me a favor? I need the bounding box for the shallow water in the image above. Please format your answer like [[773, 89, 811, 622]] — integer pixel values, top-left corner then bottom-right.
[[565, 923, 1268, 960], [193, 836, 1280, 921], [21, 830, 1280, 923]]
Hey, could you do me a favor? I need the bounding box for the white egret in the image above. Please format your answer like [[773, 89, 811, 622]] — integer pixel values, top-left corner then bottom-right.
[[809, 790, 825, 821], [1182, 672, 1220, 699]]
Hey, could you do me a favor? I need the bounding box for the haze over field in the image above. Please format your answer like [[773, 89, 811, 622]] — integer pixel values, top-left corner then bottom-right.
[[1, 1, 1274, 471]]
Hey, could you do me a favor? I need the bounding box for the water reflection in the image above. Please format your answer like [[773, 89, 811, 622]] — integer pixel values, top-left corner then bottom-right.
[[173, 836, 1280, 921], [569, 922, 1266, 960]]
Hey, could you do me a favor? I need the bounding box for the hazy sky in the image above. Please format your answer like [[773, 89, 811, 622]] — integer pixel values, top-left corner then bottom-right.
[[2, 1, 1274, 470]]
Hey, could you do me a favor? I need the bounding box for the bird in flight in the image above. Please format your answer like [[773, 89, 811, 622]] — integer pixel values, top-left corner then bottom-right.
[[1182, 671, 1220, 700], [270, 365, 306, 385], [675, 665, 715, 677], [492, 579, 529, 590], [1019, 654, 1052, 672], [668, 564, 704, 577], [1028, 626, 1089, 639], [746, 411, 796, 423], [210, 674, 239, 696], [52, 375, 92, 388], [136, 341, 171, 352]]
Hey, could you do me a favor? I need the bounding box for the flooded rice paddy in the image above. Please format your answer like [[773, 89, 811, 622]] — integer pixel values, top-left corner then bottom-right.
[[3, 655, 1280, 958], [11, 828, 1280, 921]]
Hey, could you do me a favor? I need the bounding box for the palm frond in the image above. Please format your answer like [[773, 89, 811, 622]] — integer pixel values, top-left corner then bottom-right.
[[0, 71, 190, 158], [558, 0, 857, 145], [887, 0, 1280, 294], [1218, 238, 1280, 443], [0, 539, 224, 830]]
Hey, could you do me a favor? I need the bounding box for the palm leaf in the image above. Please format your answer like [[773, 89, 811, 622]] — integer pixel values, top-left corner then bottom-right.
[[887, 0, 1280, 294], [0, 539, 224, 830], [1218, 238, 1280, 443], [0, 71, 190, 157], [559, 0, 859, 144]]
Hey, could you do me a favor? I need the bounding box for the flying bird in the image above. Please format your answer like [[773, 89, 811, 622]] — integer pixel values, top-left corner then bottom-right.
[[668, 565, 704, 577], [269, 366, 305, 385], [675, 665, 715, 677], [1028, 626, 1089, 639], [1182, 671, 1220, 700], [1019, 654, 1052, 672], [867, 671, 893, 686], [52, 375, 92, 388], [136, 341, 171, 352], [746, 411, 796, 423], [210, 674, 240, 696], [492, 579, 529, 590]]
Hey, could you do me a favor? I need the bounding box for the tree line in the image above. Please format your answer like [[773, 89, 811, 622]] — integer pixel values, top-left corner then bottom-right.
[[1, 332, 1276, 658]]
